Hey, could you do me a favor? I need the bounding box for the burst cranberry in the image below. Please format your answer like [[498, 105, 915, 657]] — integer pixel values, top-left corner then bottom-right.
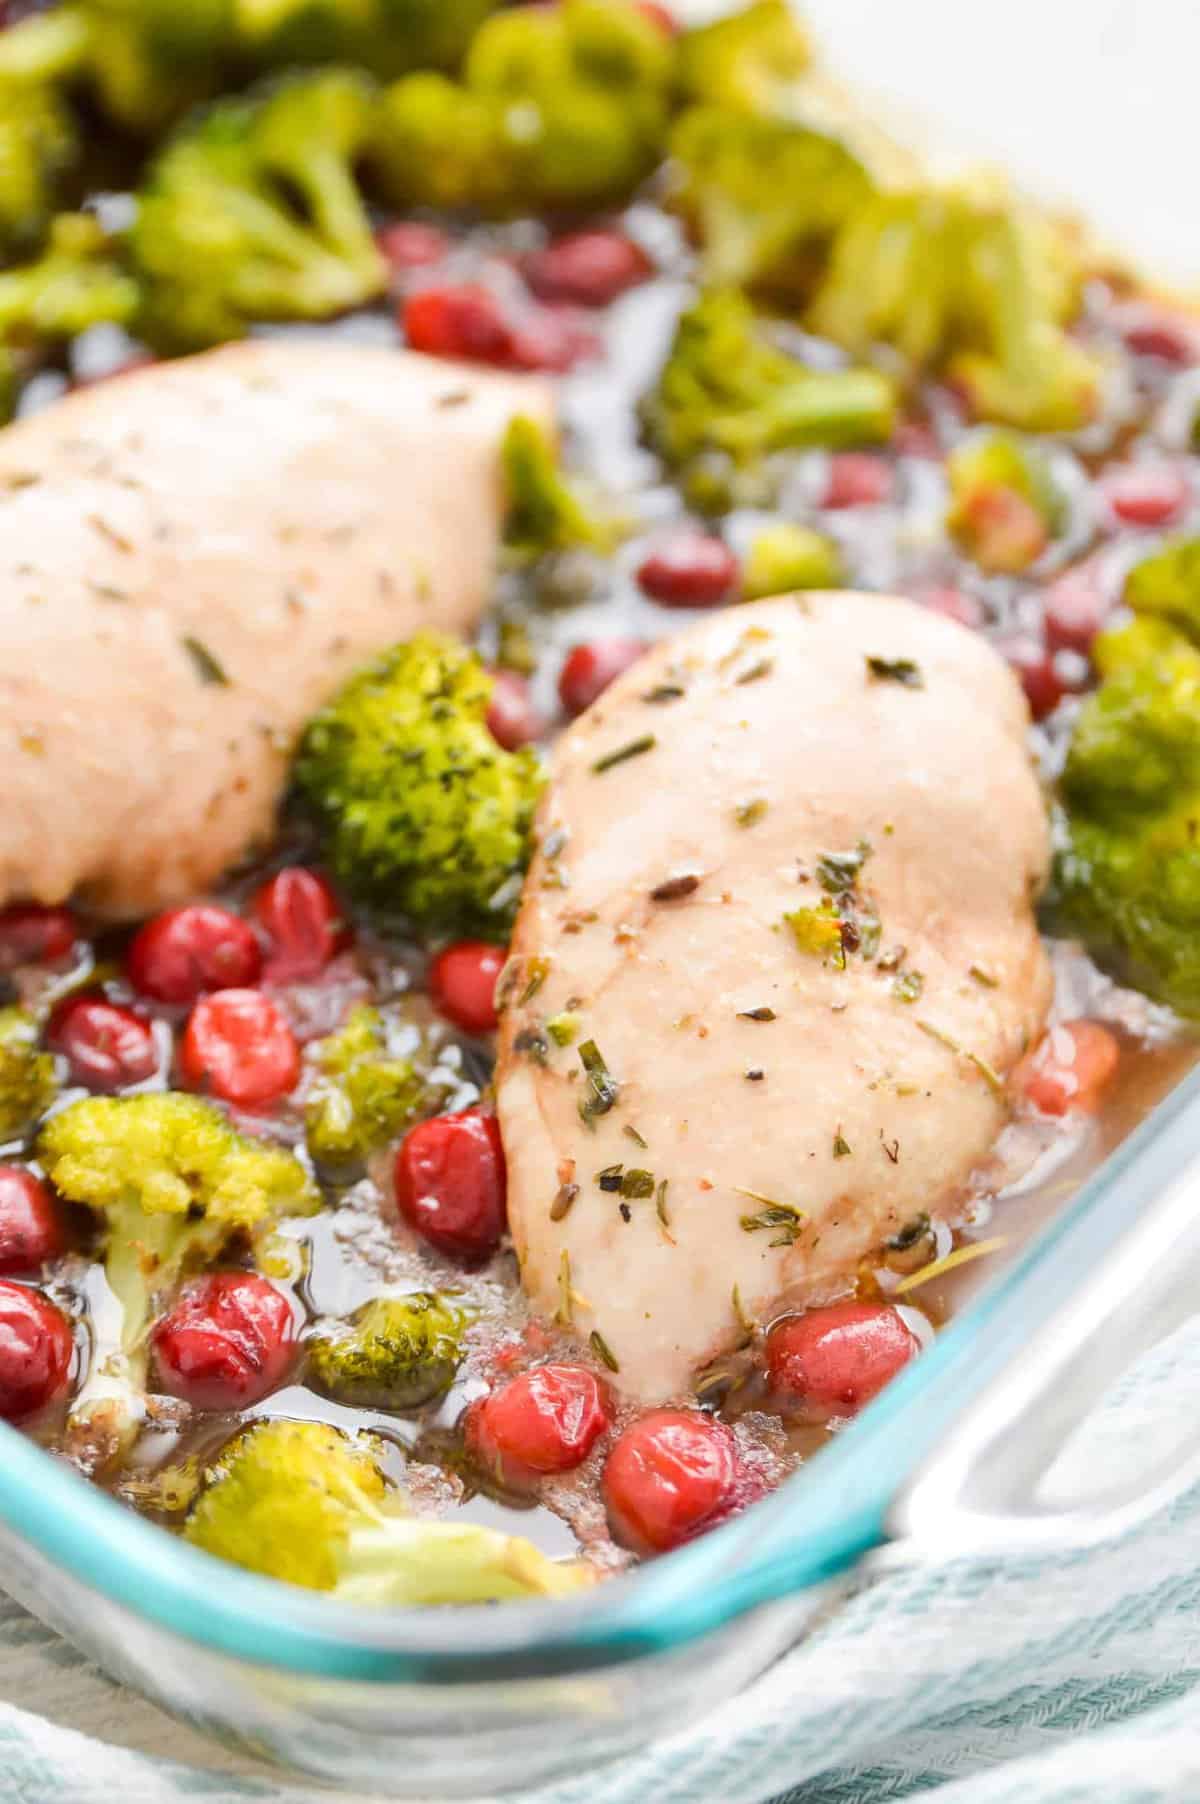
[[429, 941, 506, 1036], [253, 868, 346, 983], [1042, 564, 1112, 656], [636, 531, 739, 607], [823, 452, 893, 509], [128, 904, 262, 1004], [0, 1168, 63, 1274], [486, 671, 542, 750], [921, 585, 983, 630], [376, 220, 450, 276], [1100, 463, 1190, 528], [47, 996, 158, 1092], [0, 1281, 72, 1421], [508, 306, 599, 374], [1001, 637, 1075, 720], [152, 1272, 296, 1411], [394, 1108, 506, 1262], [467, 1363, 612, 1487], [558, 638, 647, 716], [403, 284, 514, 364], [1018, 1019, 1121, 1117], [1111, 300, 1198, 366], [525, 231, 653, 308], [180, 989, 300, 1109], [766, 1301, 918, 1413], [0, 904, 77, 970], [604, 1411, 742, 1555]]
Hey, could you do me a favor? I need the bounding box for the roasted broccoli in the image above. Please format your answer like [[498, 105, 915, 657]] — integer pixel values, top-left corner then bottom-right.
[[130, 70, 386, 351], [677, 0, 811, 114], [293, 633, 544, 940], [307, 1292, 467, 1409], [1122, 537, 1200, 643], [38, 1092, 319, 1466], [643, 288, 894, 497], [0, 79, 78, 258], [810, 189, 1104, 433], [0, 213, 140, 347], [742, 522, 843, 600], [304, 1004, 440, 1172], [945, 431, 1063, 575], [183, 1417, 591, 1601], [372, 0, 674, 215], [0, 1008, 56, 1144], [502, 415, 618, 559], [231, 0, 498, 82], [668, 107, 871, 293]]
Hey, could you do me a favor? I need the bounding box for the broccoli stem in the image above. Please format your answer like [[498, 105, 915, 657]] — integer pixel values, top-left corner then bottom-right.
[[714, 366, 895, 457], [291, 145, 384, 277], [335, 1514, 594, 1605]]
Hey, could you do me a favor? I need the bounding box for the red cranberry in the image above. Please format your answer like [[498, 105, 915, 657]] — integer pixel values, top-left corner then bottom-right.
[[636, 531, 739, 607], [1018, 1019, 1121, 1117], [604, 1410, 742, 1555], [921, 585, 984, 630], [466, 1363, 611, 1487], [1042, 564, 1113, 656], [429, 941, 506, 1036], [152, 1272, 296, 1411], [253, 868, 347, 983], [47, 996, 158, 1092], [0, 1281, 72, 1421], [1100, 464, 1190, 529], [822, 452, 893, 509], [376, 220, 450, 276], [525, 231, 653, 308], [558, 638, 647, 717], [486, 671, 542, 750], [0, 904, 77, 970], [394, 1108, 507, 1262], [128, 905, 262, 1005], [1111, 300, 1198, 366], [403, 284, 514, 364], [508, 306, 599, 374], [0, 1168, 63, 1274], [765, 1301, 918, 1413], [1001, 636, 1075, 720], [180, 990, 300, 1109]]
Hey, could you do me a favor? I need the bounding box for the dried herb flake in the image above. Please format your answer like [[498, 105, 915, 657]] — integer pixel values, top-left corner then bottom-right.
[[592, 734, 656, 775], [181, 636, 229, 687], [866, 655, 923, 688]]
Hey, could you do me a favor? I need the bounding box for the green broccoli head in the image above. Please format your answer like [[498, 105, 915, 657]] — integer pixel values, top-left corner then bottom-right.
[[0, 213, 141, 345], [678, 0, 811, 114], [369, 72, 510, 212], [79, 0, 232, 136], [643, 288, 895, 497], [304, 1003, 443, 1172], [1122, 537, 1200, 643], [307, 1292, 467, 1409], [38, 1092, 319, 1465], [0, 79, 78, 258], [233, 0, 498, 80], [183, 1416, 592, 1601], [743, 522, 843, 600], [945, 430, 1064, 574], [502, 415, 618, 559], [130, 71, 385, 351], [0, 1008, 57, 1145], [294, 632, 544, 940]]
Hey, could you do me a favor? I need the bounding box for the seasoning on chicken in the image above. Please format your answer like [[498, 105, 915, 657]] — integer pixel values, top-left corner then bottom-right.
[[0, 338, 550, 918], [496, 593, 1051, 1401]]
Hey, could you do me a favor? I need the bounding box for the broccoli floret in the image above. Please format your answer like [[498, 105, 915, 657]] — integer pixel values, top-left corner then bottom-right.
[[130, 70, 385, 351], [0, 80, 78, 258], [945, 430, 1063, 574], [38, 1092, 319, 1467], [373, 0, 673, 215], [1122, 537, 1200, 643], [502, 416, 618, 559], [678, 0, 811, 114], [0, 1007, 56, 1144], [743, 522, 843, 600], [183, 1417, 592, 1601], [293, 633, 544, 940], [667, 107, 872, 293], [307, 1292, 467, 1409], [304, 1003, 441, 1172], [233, 0, 498, 81], [0, 213, 140, 344], [643, 288, 895, 497]]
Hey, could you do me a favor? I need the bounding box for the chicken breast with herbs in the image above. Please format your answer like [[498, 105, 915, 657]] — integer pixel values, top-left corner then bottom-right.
[[497, 593, 1051, 1402], [0, 340, 549, 917]]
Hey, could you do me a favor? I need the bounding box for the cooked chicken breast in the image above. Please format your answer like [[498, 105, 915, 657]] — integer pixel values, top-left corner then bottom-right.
[[0, 340, 549, 917], [497, 593, 1052, 1402]]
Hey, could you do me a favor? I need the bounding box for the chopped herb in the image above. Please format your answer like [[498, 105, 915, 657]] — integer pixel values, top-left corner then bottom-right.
[[656, 1179, 671, 1231], [866, 655, 923, 688], [555, 1250, 573, 1326], [915, 1018, 1004, 1096], [969, 963, 999, 988], [737, 1006, 776, 1022], [513, 1026, 550, 1065], [550, 1182, 579, 1221], [592, 734, 656, 775], [577, 1039, 619, 1126], [833, 1131, 851, 1158], [881, 1135, 900, 1164], [596, 1164, 624, 1192], [695, 1366, 737, 1404], [546, 1012, 580, 1047], [735, 797, 768, 828], [734, 656, 774, 686], [87, 513, 133, 554], [732, 1284, 755, 1346], [621, 1168, 655, 1200], [744, 1067, 765, 1081], [181, 636, 229, 686], [816, 841, 871, 894], [623, 1124, 648, 1150], [643, 682, 686, 704], [736, 1191, 806, 1246], [892, 969, 925, 1004], [887, 1212, 931, 1253], [590, 1330, 620, 1373], [650, 872, 702, 903], [783, 900, 845, 965], [519, 958, 550, 1006]]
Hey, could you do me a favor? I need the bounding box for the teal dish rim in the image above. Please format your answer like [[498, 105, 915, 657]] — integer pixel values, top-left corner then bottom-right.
[[2, 1062, 1197, 1685]]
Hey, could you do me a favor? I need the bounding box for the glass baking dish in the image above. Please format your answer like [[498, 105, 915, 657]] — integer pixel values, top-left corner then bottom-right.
[[2, 1060, 1199, 1796]]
